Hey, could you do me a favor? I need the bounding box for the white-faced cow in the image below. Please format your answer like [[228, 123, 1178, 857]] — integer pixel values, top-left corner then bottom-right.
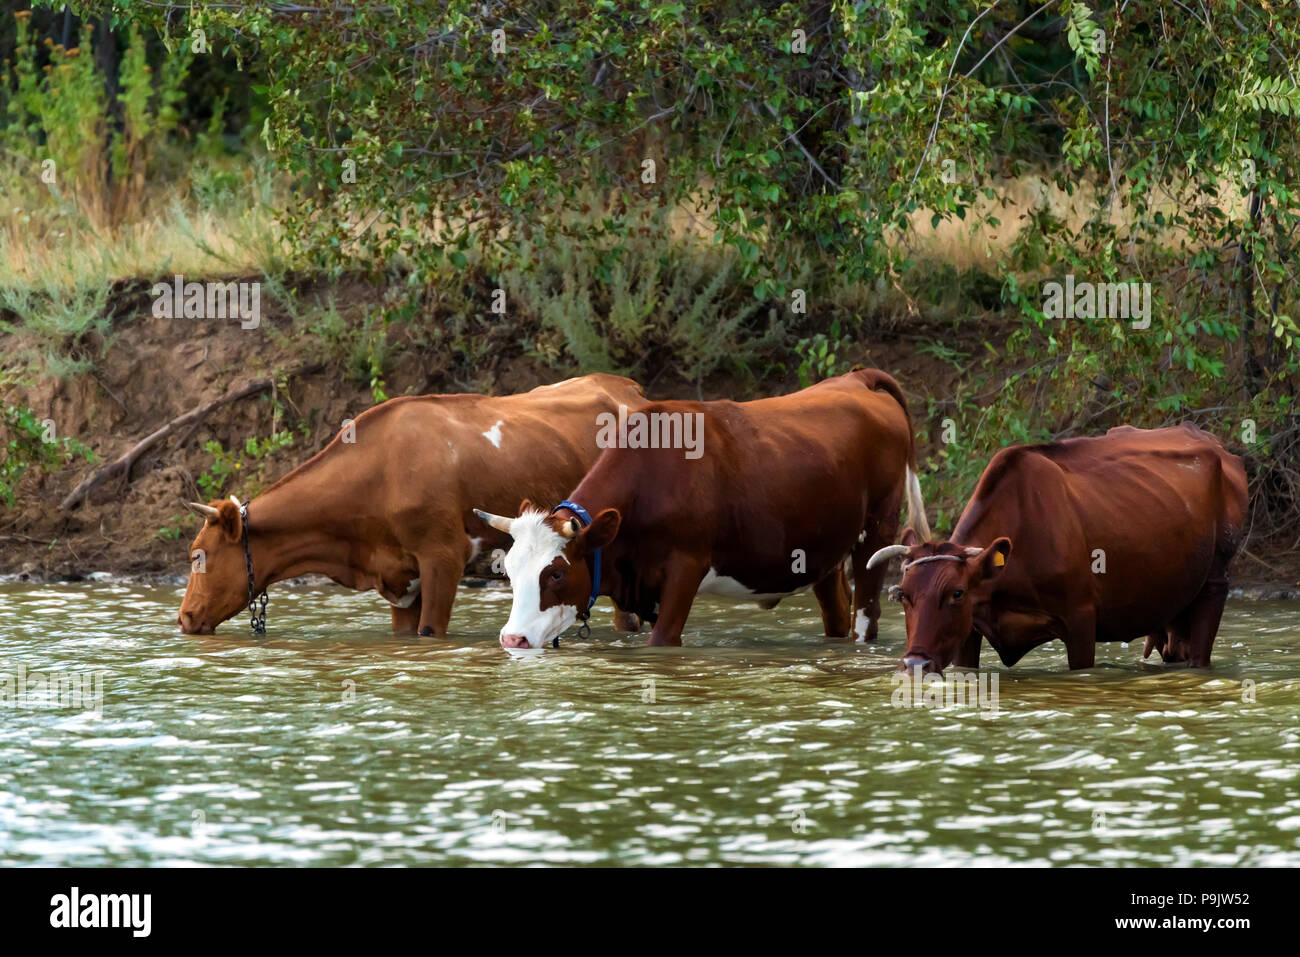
[[866, 424, 1248, 674], [177, 374, 647, 637], [475, 368, 930, 649]]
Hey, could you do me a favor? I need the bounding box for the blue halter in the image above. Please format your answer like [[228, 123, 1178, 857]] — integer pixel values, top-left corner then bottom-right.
[[551, 500, 601, 634]]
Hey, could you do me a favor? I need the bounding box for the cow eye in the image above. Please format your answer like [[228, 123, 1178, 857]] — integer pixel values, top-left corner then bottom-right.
[[951, 589, 965, 602], [547, 568, 564, 584]]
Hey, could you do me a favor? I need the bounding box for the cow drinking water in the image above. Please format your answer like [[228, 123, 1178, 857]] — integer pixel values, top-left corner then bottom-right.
[[177, 374, 647, 637], [475, 368, 930, 649], [866, 423, 1248, 674]]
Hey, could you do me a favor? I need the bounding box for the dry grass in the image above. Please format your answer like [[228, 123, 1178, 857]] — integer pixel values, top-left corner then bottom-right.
[[0, 158, 1249, 326], [0, 153, 287, 289], [906, 172, 1250, 270]]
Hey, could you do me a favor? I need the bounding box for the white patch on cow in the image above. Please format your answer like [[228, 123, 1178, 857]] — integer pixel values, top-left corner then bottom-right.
[[482, 420, 504, 449], [854, 609, 871, 642], [388, 578, 421, 608], [697, 567, 808, 603], [500, 510, 578, 648]]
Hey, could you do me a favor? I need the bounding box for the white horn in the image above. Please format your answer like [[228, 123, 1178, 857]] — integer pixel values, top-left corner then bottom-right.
[[963, 546, 982, 556], [473, 508, 514, 534], [186, 501, 220, 520], [229, 494, 242, 507], [866, 544, 910, 569]]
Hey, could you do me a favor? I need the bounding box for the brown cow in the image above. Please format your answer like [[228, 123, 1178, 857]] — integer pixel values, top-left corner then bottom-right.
[[866, 423, 1248, 674], [474, 368, 929, 649], [177, 373, 646, 637]]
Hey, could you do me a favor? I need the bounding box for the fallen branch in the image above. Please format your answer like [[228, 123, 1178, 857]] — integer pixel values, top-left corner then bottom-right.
[[1241, 547, 1295, 580], [59, 363, 323, 511]]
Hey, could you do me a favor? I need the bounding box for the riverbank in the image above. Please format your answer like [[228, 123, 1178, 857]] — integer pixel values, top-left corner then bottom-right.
[[2, 273, 1298, 592]]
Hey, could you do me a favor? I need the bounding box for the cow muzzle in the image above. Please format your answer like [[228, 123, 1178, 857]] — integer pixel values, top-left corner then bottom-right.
[[178, 610, 213, 635], [900, 654, 940, 676], [500, 633, 532, 649]]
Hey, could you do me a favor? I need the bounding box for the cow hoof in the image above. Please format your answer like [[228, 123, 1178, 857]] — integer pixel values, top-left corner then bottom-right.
[[418, 626, 434, 638]]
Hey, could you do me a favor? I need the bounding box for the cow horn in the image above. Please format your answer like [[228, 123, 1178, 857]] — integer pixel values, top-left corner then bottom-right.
[[185, 501, 220, 520], [866, 544, 910, 569], [229, 494, 242, 508], [963, 546, 982, 556], [473, 509, 514, 534], [558, 517, 580, 540]]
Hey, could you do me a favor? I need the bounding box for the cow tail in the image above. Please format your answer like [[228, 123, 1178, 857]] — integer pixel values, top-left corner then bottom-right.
[[905, 464, 931, 541], [860, 369, 932, 541]]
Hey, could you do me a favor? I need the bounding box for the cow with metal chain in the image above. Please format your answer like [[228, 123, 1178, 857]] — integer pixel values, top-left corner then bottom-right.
[[177, 374, 648, 638]]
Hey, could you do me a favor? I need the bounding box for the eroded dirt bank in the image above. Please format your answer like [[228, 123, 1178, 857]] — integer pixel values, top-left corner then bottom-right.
[[2, 276, 1296, 596]]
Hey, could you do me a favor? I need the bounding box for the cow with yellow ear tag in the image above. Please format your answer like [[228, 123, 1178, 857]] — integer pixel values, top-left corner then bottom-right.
[[867, 424, 1246, 675]]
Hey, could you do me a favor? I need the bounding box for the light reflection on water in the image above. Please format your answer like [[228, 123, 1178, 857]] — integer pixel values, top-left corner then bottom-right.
[[0, 581, 1297, 865]]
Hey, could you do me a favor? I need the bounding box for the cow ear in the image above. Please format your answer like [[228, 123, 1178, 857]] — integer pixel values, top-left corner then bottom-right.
[[585, 508, 621, 550], [215, 499, 243, 543], [900, 527, 920, 547], [974, 537, 1011, 580], [516, 499, 534, 517]]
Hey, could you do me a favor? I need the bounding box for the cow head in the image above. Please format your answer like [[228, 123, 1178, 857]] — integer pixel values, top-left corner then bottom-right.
[[867, 529, 1012, 674], [177, 496, 249, 634], [473, 500, 620, 649]]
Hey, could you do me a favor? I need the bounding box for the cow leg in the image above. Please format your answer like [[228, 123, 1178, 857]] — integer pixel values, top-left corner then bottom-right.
[[1180, 569, 1229, 668], [813, 565, 852, 638], [647, 556, 708, 647], [851, 490, 902, 643], [613, 607, 641, 633], [852, 486, 904, 642], [391, 599, 421, 634], [952, 629, 982, 668], [849, 546, 887, 643], [1063, 606, 1098, 670], [416, 551, 463, 639]]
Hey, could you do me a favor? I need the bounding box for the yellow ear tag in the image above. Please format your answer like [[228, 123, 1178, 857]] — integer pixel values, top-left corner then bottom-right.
[[992, 552, 1005, 567]]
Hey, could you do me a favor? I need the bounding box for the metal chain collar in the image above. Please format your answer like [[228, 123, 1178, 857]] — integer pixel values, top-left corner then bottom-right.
[[240, 502, 268, 636]]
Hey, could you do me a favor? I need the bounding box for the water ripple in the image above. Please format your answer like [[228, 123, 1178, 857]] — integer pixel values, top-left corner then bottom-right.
[[0, 582, 1297, 865]]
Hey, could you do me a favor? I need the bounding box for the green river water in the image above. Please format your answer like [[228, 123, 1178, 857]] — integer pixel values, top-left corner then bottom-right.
[[0, 581, 1297, 866]]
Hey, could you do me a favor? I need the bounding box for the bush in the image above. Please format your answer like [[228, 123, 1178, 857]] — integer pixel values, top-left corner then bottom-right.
[[1, 14, 190, 229], [0, 401, 94, 507]]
